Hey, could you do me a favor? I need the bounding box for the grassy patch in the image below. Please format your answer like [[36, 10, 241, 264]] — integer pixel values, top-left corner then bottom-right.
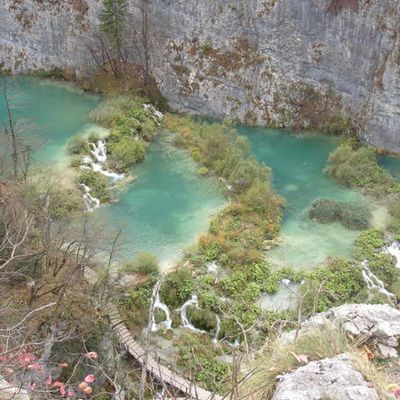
[[325, 140, 394, 194], [239, 322, 389, 400]]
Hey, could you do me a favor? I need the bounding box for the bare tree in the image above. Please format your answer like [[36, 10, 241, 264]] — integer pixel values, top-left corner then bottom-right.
[[1, 84, 32, 182]]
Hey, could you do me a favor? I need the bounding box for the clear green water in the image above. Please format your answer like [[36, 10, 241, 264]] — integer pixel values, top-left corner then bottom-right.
[[3, 77, 400, 270], [97, 141, 225, 270], [0, 77, 225, 269], [0, 76, 99, 165], [237, 126, 369, 268]]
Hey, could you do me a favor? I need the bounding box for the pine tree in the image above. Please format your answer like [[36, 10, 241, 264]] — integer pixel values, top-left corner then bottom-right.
[[99, 0, 127, 59]]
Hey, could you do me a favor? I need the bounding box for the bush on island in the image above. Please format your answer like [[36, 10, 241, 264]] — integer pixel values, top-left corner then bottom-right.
[[325, 140, 394, 193], [309, 198, 371, 230]]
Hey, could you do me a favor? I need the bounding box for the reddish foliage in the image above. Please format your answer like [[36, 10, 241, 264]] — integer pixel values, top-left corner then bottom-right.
[[69, 0, 88, 14], [326, 0, 359, 13]]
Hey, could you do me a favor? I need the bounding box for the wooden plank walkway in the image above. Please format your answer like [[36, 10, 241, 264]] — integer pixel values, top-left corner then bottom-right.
[[84, 268, 222, 399], [107, 305, 223, 400]]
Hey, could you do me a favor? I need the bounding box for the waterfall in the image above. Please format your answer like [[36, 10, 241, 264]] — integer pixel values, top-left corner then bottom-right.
[[144, 103, 164, 124], [281, 278, 291, 287], [180, 295, 208, 334], [82, 140, 124, 181], [150, 281, 172, 332], [90, 140, 107, 163], [212, 315, 221, 344], [385, 242, 400, 268], [361, 261, 395, 299], [206, 261, 219, 273], [79, 184, 100, 212]]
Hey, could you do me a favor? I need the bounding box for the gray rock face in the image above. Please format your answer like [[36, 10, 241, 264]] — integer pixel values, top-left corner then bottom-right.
[[282, 303, 400, 357], [0, 0, 399, 151], [272, 353, 379, 400]]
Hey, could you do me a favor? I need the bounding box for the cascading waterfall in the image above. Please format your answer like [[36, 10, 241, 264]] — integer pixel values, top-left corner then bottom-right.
[[150, 280, 172, 332], [385, 242, 400, 268], [79, 184, 100, 212], [180, 294, 221, 343], [83, 140, 124, 181], [361, 261, 395, 299], [213, 315, 221, 344], [79, 140, 124, 211], [144, 103, 164, 123], [180, 295, 207, 334]]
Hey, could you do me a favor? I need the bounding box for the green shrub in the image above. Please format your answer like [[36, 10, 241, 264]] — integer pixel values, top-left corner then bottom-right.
[[302, 258, 365, 314], [67, 135, 90, 155], [160, 267, 193, 307], [186, 306, 218, 333], [108, 138, 146, 172], [309, 199, 371, 230], [354, 229, 398, 288], [354, 229, 385, 260], [325, 142, 394, 193], [177, 333, 229, 394], [89, 96, 135, 127], [197, 166, 209, 176], [77, 170, 110, 202], [134, 252, 159, 276]]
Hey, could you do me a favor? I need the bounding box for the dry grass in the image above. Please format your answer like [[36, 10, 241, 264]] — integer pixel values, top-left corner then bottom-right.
[[238, 322, 391, 400]]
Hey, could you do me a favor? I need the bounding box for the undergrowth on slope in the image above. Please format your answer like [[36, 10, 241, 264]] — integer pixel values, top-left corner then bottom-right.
[[239, 322, 390, 400]]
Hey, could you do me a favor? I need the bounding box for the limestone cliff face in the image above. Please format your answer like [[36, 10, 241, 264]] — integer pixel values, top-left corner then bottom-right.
[[0, 0, 399, 151]]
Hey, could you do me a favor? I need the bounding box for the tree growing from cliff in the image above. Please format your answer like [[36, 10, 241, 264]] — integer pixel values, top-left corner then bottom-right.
[[99, 0, 128, 76]]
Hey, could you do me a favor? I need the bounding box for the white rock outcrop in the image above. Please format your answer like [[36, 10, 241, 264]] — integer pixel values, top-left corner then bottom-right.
[[272, 354, 379, 400], [282, 304, 400, 357]]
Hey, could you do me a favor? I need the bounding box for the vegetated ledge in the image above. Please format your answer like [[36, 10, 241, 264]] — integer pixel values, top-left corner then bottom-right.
[[66, 95, 163, 209], [115, 117, 400, 394]]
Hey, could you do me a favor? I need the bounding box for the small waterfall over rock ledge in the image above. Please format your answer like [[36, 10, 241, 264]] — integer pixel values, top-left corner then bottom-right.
[[361, 260, 395, 299], [79, 139, 125, 211], [82, 140, 125, 181], [150, 281, 172, 332], [79, 183, 100, 212], [385, 242, 400, 269]]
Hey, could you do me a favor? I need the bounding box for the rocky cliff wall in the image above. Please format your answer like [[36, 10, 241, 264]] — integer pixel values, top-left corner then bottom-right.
[[0, 0, 399, 151]]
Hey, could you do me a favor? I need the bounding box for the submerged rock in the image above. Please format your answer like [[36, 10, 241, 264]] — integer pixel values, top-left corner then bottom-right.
[[282, 304, 400, 358], [272, 353, 379, 400]]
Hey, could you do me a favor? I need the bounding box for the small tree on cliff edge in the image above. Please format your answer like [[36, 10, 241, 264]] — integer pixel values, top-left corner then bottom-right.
[[99, 0, 128, 73]]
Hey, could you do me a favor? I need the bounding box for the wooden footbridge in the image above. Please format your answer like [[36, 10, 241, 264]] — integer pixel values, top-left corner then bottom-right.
[[107, 305, 223, 400], [84, 267, 223, 399]]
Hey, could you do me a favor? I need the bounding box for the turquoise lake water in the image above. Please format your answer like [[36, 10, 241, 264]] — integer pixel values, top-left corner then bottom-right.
[[0, 76, 99, 165], [0, 77, 225, 269], [238, 126, 369, 268], [1, 76, 399, 269]]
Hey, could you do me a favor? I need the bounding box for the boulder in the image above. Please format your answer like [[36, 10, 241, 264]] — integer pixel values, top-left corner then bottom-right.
[[282, 304, 400, 357], [272, 353, 379, 400]]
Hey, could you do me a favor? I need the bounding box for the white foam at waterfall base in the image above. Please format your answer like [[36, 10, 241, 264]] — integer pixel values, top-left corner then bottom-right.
[[87, 140, 124, 181], [385, 242, 400, 268], [361, 260, 395, 299], [150, 281, 172, 332]]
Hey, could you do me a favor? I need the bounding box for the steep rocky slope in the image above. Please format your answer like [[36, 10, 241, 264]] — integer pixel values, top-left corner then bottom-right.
[[0, 0, 399, 150]]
